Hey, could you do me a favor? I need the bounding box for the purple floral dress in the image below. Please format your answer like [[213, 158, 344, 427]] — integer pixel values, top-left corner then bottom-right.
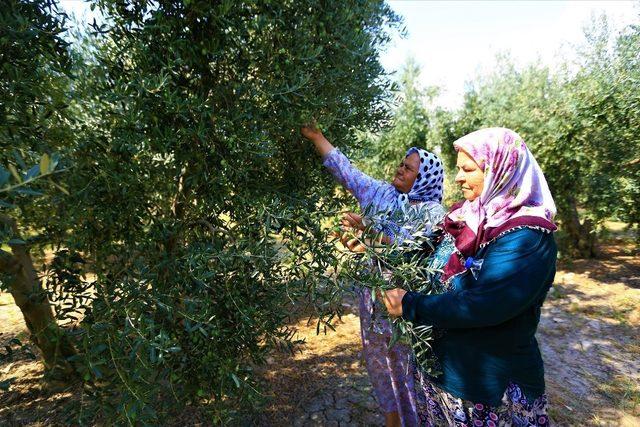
[[414, 375, 550, 427], [323, 148, 445, 425]]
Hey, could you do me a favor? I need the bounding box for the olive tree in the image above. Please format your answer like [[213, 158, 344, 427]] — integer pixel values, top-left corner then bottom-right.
[[59, 0, 400, 422]]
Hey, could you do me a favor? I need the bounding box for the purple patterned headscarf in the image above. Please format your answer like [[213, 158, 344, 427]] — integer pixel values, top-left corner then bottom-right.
[[442, 128, 557, 281]]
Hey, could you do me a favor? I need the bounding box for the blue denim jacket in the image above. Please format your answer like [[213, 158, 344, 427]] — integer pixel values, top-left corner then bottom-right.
[[402, 228, 557, 405]]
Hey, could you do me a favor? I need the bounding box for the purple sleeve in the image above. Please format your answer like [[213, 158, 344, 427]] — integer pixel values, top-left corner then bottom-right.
[[322, 148, 386, 209]]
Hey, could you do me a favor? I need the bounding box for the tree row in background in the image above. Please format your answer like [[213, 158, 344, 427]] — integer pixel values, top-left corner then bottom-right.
[[364, 14, 639, 258]]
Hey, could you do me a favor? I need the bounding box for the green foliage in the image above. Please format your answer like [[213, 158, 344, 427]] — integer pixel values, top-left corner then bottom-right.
[[48, 0, 400, 423], [0, 153, 65, 204], [361, 58, 437, 180], [0, 0, 71, 272], [0, 0, 72, 182], [0, 0, 73, 212], [0, 0, 72, 148], [335, 203, 445, 375], [0, 0, 76, 275]]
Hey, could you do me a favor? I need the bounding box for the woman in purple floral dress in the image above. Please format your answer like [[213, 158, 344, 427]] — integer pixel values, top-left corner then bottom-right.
[[301, 124, 446, 427]]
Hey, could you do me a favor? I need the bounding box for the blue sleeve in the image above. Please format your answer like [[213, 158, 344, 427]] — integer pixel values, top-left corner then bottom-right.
[[322, 148, 390, 209], [401, 230, 557, 329]]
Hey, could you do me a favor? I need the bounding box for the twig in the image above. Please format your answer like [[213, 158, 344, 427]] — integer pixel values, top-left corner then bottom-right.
[[0, 168, 69, 194]]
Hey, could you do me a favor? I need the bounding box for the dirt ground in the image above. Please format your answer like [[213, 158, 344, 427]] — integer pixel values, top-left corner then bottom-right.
[[1, 239, 638, 426]]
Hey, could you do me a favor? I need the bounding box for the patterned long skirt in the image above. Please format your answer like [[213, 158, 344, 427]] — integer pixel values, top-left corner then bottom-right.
[[414, 369, 550, 427], [359, 288, 419, 426]]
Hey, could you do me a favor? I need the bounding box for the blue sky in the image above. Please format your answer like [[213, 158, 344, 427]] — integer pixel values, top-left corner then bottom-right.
[[381, 1, 639, 108], [60, 0, 638, 108]]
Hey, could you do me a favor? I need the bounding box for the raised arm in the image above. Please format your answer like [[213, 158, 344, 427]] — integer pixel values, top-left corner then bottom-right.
[[300, 124, 389, 209]]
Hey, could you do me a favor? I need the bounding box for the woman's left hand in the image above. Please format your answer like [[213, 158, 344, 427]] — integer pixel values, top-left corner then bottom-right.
[[382, 288, 407, 317], [339, 230, 367, 253]]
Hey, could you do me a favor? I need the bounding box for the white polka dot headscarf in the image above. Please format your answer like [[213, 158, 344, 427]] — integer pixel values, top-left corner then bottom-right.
[[398, 147, 444, 205]]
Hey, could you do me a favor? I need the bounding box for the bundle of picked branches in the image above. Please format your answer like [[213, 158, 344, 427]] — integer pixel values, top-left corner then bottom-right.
[[336, 203, 449, 376]]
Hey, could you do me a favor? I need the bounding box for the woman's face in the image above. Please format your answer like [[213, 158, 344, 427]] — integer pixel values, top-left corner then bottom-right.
[[455, 150, 485, 201], [392, 152, 420, 193]]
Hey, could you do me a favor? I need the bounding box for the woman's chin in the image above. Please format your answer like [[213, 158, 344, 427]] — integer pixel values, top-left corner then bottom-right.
[[461, 190, 478, 202]]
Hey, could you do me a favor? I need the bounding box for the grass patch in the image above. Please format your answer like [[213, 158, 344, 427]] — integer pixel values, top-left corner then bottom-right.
[[566, 301, 636, 326], [597, 375, 640, 415]]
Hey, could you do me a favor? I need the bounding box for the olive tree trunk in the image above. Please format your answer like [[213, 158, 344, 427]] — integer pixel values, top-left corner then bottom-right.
[[557, 197, 598, 258], [0, 214, 76, 378]]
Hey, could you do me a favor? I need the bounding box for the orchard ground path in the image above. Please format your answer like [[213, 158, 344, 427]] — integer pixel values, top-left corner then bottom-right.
[[0, 235, 638, 426]]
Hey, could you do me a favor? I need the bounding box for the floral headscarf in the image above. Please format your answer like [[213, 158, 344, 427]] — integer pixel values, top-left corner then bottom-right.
[[398, 147, 444, 205], [442, 128, 557, 281]]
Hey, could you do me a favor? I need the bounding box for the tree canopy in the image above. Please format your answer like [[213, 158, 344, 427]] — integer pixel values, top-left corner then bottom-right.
[[2, 0, 400, 423]]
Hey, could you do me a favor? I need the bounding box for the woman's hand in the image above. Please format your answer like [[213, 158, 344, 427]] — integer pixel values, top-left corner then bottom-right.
[[382, 288, 407, 318], [341, 212, 392, 246], [338, 212, 367, 252], [341, 212, 365, 231], [300, 123, 324, 141], [300, 122, 334, 157], [339, 230, 367, 253]]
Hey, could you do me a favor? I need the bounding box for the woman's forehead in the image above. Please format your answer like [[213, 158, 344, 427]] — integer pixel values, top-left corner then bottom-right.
[[405, 151, 420, 164], [456, 149, 475, 163]]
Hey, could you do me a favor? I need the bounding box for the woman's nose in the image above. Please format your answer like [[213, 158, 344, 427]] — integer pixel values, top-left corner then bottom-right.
[[454, 170, 464, 183]]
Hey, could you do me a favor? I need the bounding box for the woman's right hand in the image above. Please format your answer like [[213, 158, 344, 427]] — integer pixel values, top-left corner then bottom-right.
[[300, 123, 324, 141], [382, 288, 407, 318], [300, 122, 334, 157], [341, 212, 365, 232]]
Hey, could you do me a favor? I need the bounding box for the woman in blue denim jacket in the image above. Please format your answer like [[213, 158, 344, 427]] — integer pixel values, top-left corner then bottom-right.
[[383, 128, 557, 426]]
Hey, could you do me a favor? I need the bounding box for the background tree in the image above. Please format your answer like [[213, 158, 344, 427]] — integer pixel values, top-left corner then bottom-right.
[[427, 16, 639, 257], [361, 58, 437, 179]]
